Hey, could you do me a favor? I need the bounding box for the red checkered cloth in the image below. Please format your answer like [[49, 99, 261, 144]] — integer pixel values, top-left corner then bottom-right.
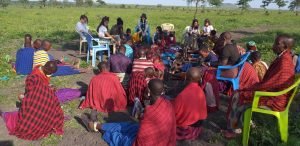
[[10, 67, 64, 140], [173, 83, 207, 127], [80, 71, 127, 113], [240, 50, 295, 111], [201, 68, 220, 111], [133, 97, 176, 146], [176, 126, 202, 140], [128, 71, 147, 105]]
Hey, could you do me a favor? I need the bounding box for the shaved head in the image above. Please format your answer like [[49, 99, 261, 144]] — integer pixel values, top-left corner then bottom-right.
[[42, 40, 52, 51], [221, 32, 232, 41], [138, 49, 146, 58], [186, 67, 202, 83], [33, 39, 42, 50], [24, 34, 32, 48], [144, 67, 155, 78], [97, 61, 109, 72], [148, 79, 164, 97], [119, 45, 126, 54], [272, 34, 294, 54], [42, 61, 58, 75]]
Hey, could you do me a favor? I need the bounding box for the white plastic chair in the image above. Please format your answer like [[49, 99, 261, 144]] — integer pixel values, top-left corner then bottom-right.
[[161, 23, 175, 32], [86, 33, 110, 67], [75, 30, 87, 55]]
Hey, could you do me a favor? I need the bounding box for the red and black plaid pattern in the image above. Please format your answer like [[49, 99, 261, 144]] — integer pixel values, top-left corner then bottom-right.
[[241, 50, 295, 111], [127, 71, 147, 105], [133, 97, 176, 146], [11, 68, 64, 140]]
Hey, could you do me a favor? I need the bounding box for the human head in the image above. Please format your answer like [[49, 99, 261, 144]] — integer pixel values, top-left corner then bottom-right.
[[186, 67, 202, 83], [219, 32, 232, 45], [272, 34, 294, 55], [42, 61, 58, 75], [246, 41, 257, 51], [140, 13, 147, 22], [33, 39, 42, 50], [210, 30, 217, 36], [249, 51, 261, 63], [119, 45, 126, 54], [156, 26, 163, 34], [97, 61, 109, 72], [191, 19, 199, 28], [24, 34, 32, 48], [204, 19, 211, 26], [138, 48, 146, 58], [199, 44, 210, 58], [116, 17, 123, 26], [80, 15, 88, 24], [41, 40, 52, 52], [144, 67, 155, 78], [148, 79, 164, 100], [97, 16, 109, 32], [126, 28, 131, 35]]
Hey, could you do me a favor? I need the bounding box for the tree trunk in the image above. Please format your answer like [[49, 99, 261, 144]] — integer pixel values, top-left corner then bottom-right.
[[194, 1, 199, 19]]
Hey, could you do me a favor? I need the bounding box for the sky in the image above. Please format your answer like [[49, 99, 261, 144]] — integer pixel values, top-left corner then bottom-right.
[[104, 0, 290, 10]]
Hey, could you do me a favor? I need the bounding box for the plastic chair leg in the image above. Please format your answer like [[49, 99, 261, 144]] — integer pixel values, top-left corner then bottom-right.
[[232, 79, 239, 90], [278, 113, 288, 143], [242, 108, 252, 146], [86, 48, 90, 63], [79, 41, 82, 55], [92, 49, 96, 67]]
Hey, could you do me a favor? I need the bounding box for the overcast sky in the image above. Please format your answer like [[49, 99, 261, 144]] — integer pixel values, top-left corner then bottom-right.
[[104, 0, 290, 9]]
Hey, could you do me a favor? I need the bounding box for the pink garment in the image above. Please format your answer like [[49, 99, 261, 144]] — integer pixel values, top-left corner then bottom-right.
[[2, 111, 19, 134]]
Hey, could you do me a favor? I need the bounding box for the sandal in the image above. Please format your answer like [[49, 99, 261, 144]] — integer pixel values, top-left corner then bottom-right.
[[80, 114, 93, 132], [221, 129, 239, 139]]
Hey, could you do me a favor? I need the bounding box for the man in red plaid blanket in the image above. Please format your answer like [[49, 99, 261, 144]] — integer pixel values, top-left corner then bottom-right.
[[0, 61, 64, 140]]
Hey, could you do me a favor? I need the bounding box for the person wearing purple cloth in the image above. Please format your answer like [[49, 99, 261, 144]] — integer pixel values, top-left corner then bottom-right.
[[108, 45, 132, 88], [199, 44, 218, 67], [15, 34, 35, 75]]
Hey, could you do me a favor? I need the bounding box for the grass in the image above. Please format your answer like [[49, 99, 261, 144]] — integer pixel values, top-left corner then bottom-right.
[[0, 5, 300, 146]]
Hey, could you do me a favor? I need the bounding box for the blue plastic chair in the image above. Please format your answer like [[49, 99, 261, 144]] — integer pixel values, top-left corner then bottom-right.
[[86, 35, 110, 67], [216, 52, 251, 90]]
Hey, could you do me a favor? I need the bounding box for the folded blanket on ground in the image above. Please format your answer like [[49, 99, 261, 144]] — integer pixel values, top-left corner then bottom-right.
[[52, 65, 80, 77]]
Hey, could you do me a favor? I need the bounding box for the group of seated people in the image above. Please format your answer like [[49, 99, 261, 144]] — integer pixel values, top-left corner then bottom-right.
[[1, 14, 298, 145], [15, 34, 81, 76]]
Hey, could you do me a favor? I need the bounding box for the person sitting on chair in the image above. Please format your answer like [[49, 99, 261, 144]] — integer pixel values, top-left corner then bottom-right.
[[96, 16, 120, 46], [75, 14, 93, 52], [136, 13, 151, 45], [110, 17, 124, 43], [202, 19, 214, 36]]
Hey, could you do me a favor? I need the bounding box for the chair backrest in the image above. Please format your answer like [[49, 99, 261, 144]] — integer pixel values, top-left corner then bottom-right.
[[286, 74, 300, 110], [161, 23, 175, 32], [236, 52, 251, 79]]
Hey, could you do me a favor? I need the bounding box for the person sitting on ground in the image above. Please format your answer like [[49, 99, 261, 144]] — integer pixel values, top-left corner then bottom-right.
[[33, 40, 52, 68], [198, 43, 218, 67], [15, 34, 35, 75], [124, 40, 134, 60], [249, 51, 268, 81], [75, 14, 93, 52], [110, 17, 125, 42], [202, 18, 214, 36], [0, 61, 64, 140], [80, 62, 127, 113], [33, 39, 42, 50], [223, 34, 295, 138], [96, 16, 120, 46], [108, 45, 132, 87], [153, 26, 166, 49], [136, 13, 151, 45], [132, 49, 154, 72], [212, 32, 241, 78], [173, 67, 207, 140], [124, 28, 132, 42], [153, 58, 165, 80], [81, 79, 176, 146], [128, 67, 155, 105], [246, 41, 257, 52]]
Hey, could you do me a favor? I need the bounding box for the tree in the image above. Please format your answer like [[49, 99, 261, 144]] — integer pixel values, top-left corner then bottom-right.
[[85, 0, 93, 7], [19, 0, 29, 7], [96, 0, 106, 6], [0, 0, 10, 8], [236, 0, 252, 11], [261, 0, 273, 14], [75, 0, 83, 6], [208, 0, 223, 8], [63, 0, 69, 7], [289, 0, 300, 15], [40, 0, 47, 7], [157, 4, 162, 8], [186, 0, 207, 19], [274, 0, 287, 13]]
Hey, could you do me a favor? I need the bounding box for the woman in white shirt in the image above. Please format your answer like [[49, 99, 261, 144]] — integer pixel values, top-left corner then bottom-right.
[[96, 16, 120, 45], [202, 19, 214, 36], [184, 19, 201, 50]]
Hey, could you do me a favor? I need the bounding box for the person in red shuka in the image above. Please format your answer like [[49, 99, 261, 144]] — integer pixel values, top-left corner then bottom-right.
[[0, 61, 64, 140], [223, 34, 296, 138], [173, 67, 207, 140], [79, 62, 127, 113]]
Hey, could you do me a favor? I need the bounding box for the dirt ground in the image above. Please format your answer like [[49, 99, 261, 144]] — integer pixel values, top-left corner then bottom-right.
[[0, 27, 271, 146]]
